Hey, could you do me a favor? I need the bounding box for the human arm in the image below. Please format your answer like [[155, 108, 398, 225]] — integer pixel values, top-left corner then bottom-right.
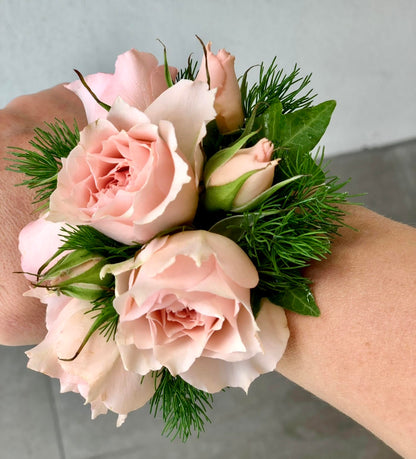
[[277, 205, 416, 457], [0, 86, 86, 345], [1, 87, 415, 455]]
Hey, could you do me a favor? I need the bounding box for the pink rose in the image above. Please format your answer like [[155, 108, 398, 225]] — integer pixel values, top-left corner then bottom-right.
[[205, 138, 279, 211], [66, 49, 178, 123], [26, 297, 155, 426], [48, 80, 216, 244], [21, 218, 155, 425], [19, 217, 64, 283], [18, 217, 70, 332], [196, 42, 244, 133], [112, 230, 289, 393]]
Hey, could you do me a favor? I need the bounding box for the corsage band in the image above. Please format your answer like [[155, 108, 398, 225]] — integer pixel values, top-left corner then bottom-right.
[[8, 37, 352, 440]]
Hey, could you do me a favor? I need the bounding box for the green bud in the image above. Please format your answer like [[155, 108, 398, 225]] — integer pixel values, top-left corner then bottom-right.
[[204, 133, 280, 212], [37, 249, 113, 300]]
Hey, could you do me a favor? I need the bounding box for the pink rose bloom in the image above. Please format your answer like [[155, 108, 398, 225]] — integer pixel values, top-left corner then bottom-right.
[[18, 217, 71, 332], [20, 218, 154, 425], [48, 80, 216, 244], [19, 217, 64, 283], [196, 42, 244, 133], [26, 297, 155, 426], [112, 230, 289, 393], [207, 138, 279, 209], [66, 49, 178, 123]]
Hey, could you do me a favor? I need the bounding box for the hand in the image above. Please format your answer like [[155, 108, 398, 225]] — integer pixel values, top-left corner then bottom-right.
[[0, 85, 86, 345], [277, 206, 416, 456]]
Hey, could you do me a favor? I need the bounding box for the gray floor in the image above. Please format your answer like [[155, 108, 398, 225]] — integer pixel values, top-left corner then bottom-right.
[[1, 139, 415, 459]]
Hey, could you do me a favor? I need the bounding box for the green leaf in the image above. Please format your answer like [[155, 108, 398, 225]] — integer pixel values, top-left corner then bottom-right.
[[278, 100, 336, 154], [232, 174, 303, 212], [40, 249, 96, 280], [268, 286, 320, 316], [59, 284, 108, 301], [253, 101, 283, 143], [157, 39, 174, 88], [209, 215, 246, 241], [204, 170, 257, 211]]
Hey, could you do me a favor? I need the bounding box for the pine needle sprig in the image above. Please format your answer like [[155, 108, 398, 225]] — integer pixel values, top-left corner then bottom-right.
[[176, 56, 199, 81], [59, 225, 141, 261], [6, 119, 80, 208], [149, 369, 214, 441], [235, 149, 353, 294], [88, 289, 119, 341], [241, 58, 316, 119]]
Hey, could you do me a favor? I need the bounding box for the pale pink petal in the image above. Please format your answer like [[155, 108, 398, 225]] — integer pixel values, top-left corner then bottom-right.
[[65, 50, 178, 123], [112, 50, 174, 111], [234, 163, 276, 207], [117, 343, 162, 375], [19, 218, 64, 281], [150, 65, 178, 100], [180, 299, 289, 393], [135, 231, 258, 289], [145, 80, 216, 181], [65, 73, 113, 122], [107, 97, 150, 131]]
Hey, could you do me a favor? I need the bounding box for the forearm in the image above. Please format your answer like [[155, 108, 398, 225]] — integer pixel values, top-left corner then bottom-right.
[[277, 205, 416, 457], [0, 86, 86, 345]]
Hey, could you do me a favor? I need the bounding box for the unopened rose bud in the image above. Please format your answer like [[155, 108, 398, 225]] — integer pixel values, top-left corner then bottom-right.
[[38, 249, 113, 301], [196, 42, 244, 133], [204, 138, 279, 211]]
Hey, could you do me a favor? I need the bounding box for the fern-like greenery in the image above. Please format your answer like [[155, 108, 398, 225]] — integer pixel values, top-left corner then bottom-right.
[[176, 56, 199, 81], [241, 58, 316, 118], [6, 120, 79, 208], [149, 369, 213, 441]]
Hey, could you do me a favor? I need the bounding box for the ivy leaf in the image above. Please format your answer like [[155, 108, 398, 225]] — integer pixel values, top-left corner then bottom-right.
[[209, 214, 247, 241], [253, 101, 283, 144], [278, 100, 336, 154], [268, 285, 320, 316]]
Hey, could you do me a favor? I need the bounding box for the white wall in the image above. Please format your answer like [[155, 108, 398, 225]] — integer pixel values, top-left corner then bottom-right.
[[1, 0, 415, 156]]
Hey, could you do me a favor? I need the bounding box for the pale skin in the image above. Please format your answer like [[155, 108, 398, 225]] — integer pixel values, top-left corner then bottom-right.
[[0, 87, 415, 457]]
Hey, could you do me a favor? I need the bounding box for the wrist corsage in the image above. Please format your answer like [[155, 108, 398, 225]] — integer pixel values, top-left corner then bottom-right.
[[9, 37, 351, 440]]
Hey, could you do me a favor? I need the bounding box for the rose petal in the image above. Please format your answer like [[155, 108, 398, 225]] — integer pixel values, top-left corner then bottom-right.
[[19, 218, 64, 281], [65, 49, 178, 123], [145, 79, 216, 181], [180, 299, 289, 392]]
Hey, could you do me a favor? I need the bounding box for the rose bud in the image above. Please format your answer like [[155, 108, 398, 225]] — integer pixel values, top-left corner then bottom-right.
[[204, 137, 279, 211], [196, 42, 244, 133], [38, 249, 113, 301]]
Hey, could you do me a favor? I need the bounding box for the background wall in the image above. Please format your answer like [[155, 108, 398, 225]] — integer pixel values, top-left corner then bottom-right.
[[1, 0, 415, 154]]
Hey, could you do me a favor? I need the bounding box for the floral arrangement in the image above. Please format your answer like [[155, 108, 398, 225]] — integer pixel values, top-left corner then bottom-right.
[[9, 38, 351, 440]]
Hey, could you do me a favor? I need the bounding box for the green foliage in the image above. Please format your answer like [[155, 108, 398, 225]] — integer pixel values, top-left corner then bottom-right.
[[59, 291, 119, 362], [7, 120, 79, 208], [176, 56, 199, 81], [41, 225, 138, 348], [149, 369, 213, 441], [253, 100, 336, 155], [241, 58, 316, 119], [268, 286, 320, 317], [58, 225, 140, 261], [88, 290, 120, 341], [212, 148, 352, 315]]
